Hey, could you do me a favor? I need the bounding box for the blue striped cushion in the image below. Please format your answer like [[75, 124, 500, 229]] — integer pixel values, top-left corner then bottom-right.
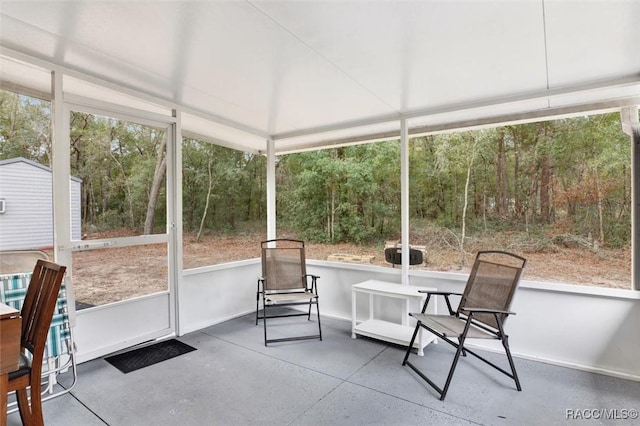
[[0, 273, 71, 358]]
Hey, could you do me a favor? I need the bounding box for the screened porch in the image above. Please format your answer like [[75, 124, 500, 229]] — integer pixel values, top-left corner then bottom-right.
[[1, 1, 640, 425]]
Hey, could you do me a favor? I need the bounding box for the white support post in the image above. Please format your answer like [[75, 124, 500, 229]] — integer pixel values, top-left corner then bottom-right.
[[621, 107, 640, 291], [168, 109, 184, 335], [266, 139, 276, 241], [50, 71, 75, 324], [400, 119, 410, 286], [51, 71, 70, 261]]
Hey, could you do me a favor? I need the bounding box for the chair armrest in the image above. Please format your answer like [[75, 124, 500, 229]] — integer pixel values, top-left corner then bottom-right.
[[304, 274, 320, 293], [461, 306, 515, 315], [418, 290, 462, 296], [418, 291, 462, 314]]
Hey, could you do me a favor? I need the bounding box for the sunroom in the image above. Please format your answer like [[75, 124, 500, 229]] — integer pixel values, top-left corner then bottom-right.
[[0, 1, 639, 424]]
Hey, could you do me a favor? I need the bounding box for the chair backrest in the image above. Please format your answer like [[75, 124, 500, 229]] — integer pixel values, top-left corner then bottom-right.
[[261, 239, 306, 292], [20, 260, 66, 360], [458, 251, 526, 330]]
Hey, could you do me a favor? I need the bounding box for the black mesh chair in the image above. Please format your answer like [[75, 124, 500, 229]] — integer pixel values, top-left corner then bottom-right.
[[256, 239, 322, 346], [402, 251, 526, 401]]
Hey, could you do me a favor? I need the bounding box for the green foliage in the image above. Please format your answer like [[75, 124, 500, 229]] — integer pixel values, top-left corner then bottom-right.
[[277, 144, 400, 243], [0, 88, 632, 252], [0, 91, 51, 162], [182, 138, 265, 232]]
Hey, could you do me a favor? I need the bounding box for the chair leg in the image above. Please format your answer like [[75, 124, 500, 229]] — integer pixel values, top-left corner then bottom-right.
[[256, 292, 259, 326], [263, 304, 269, 346], [404, 319, 522, 400], [440, 338, 466, 401], [502, 335, 522, 391], [316, 300, 322, 341], [403, 323, 448, 399], [30, 381, 45, 426], [403, 321, 470, 401], [16, 388, 32, 426], [402, 322, 421, 365]]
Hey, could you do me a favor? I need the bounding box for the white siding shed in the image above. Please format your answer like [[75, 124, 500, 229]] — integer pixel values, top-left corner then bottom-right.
[[0, 157, 81, 251]]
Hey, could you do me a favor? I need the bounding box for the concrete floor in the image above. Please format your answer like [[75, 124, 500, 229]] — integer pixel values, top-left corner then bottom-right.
[[8, 312, 640, 426]]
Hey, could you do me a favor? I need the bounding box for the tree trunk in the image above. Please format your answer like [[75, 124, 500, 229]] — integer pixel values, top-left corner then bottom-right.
[[539, 154, 552, 224], [102, 161, 110, 215], [144, 135, 167, 234], [529, 175, 538, 227], [196, 159, 214, 242], [513, 138, 522, 218], [110, 140, 135, 228], [594, 165, 604, 246], [483, 192, 487, 232], [460, 137, 477, 267], [495, 130, 508, 216], [330, 184, 336, 242]]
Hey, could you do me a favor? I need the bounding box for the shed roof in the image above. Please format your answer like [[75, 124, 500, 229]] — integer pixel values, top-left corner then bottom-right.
[[1, 1, 639, 154], [0, 157, 82, 183]]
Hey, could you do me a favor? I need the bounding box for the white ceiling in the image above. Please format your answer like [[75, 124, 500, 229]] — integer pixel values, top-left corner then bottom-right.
[[1, 1, 639, 153]]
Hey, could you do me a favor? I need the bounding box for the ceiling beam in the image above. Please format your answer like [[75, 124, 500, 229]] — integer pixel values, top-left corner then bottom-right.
[[274, 95, 640, 155], [0, 79, 51, 101], [0, 47, 270, 140], [271, 74, 640, 142]]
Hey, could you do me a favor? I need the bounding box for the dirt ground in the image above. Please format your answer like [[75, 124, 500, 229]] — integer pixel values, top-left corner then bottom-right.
[[71, 231, 631, 307]]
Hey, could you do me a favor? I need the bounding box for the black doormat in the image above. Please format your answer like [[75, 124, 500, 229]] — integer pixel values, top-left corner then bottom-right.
[[105, 339, 197, 374], [75, 301, 95, 311]]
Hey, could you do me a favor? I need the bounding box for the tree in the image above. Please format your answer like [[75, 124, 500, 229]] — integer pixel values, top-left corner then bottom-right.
[[196, 158, 214, 241], [144, 132, 167, 234], [0, 90, 51, 162], [460, 133, 478, 265]]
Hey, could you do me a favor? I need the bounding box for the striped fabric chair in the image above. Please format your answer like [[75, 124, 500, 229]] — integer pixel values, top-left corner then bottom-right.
[[0, 269, 77, 411]]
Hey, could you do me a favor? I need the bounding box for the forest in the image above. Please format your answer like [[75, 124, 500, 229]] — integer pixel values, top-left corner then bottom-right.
[[0, 89, 633, 286]]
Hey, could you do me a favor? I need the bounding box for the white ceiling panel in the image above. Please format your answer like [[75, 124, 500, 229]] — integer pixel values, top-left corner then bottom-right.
[[0, 56, 51, 98], [1, 1, 639, 153], [0, 1, 394, 135], [181, 112, 266, 153], [407, 98, 551, 133], [548, 83, 640, 110], [545, 0, 640, 87], [256, 1, 548, 111], [63, 76, 173, 119], [273, 121, 402, 154]]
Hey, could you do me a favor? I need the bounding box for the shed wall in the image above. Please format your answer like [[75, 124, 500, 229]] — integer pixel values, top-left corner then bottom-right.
[[0, 160, 81, 251]]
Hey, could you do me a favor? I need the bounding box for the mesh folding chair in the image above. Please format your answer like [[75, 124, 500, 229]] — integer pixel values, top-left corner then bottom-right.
[[256, 239, 322, 346], [403, 251, 527, 401]]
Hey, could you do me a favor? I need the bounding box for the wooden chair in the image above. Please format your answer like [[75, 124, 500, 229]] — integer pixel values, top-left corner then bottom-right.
[[6, 260, 66, 426], [256, 239, 322, 346], [403, 251, 526, 401]]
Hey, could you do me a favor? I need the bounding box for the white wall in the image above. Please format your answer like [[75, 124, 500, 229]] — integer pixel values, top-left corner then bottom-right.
[[180, 259, 260, 334], [74, 293, 173, 363], [179, 259, 640, 381]]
